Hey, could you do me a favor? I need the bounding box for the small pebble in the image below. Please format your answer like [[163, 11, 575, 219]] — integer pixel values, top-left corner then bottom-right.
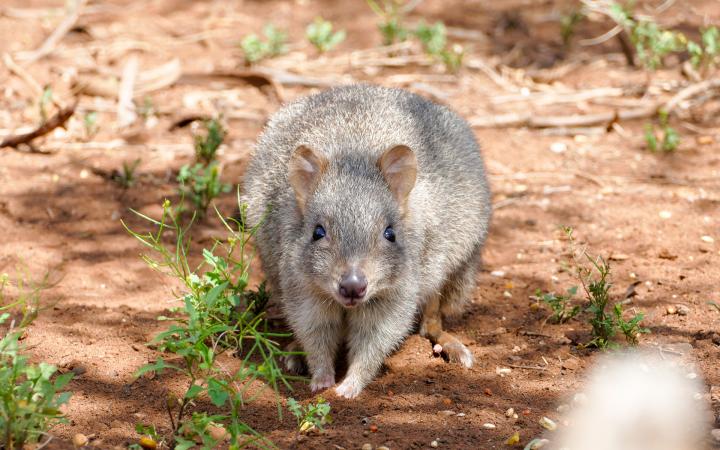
[[362, 444, 373, 450], [525, 438, 549, 449], [539, 416, 557, 431], [456, 412, 466, 417], [505, 408, 515, 418], [491, 270, 506, 277], [72, 433, 89, 448], [377, 447, 390, 450], [363, 430, 370, 437], [433, 344, 443, 355], [430, 440, 439, 448], [550, 142, 567, 153], [438, 410, 456, 416], [503, 290, 512, 298], [676, 304, 690, 316], [496, 367, 512, 376], [666, 305, 677, 315], [659, 210, 672, 219], [483, 423, 496, 429], [369, 424, 378, 433], [701, 235, 714, 243]]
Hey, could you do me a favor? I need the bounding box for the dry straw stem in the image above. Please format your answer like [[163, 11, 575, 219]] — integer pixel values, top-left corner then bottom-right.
[[470, 79, 720, 129]]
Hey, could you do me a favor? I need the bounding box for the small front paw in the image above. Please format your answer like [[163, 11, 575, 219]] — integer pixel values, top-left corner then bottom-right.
[[335, 377, 364, 399], [443, 341, 474, 368], [310, 372, 335, 392]]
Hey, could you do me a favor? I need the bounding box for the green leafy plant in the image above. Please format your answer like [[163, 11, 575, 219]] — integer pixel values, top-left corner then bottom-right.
[[123, 200, 296, 449], [306, 17, 346, 53], [367, 0, 410, 45], [177, 163, 231, 217], [538, 286, 580, 324], [608, 2, 684, 70], [645, 110, 680, 152], [287, 397, 332, 435], [128, 423, 164, 450], [688, 26, 720, 73], [113, 159, 141, 189], [194, 118, 226, 166], [562, 227, 649, 349], [1, 272, 73, 450], [240, 24, 288, 64], [414, 20, 464, 73]]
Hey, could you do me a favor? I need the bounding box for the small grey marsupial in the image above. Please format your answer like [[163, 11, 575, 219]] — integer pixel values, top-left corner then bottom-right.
[[242, 84, 492, 398]]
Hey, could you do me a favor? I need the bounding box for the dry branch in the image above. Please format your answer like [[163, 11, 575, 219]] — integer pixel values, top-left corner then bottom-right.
[[0, 101, 77, 149], [178, 70, 286, 103], [15, 0, 86, 64]]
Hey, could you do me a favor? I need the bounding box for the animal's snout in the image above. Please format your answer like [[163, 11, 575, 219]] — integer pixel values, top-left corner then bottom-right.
[[338, 269, 367, 304]]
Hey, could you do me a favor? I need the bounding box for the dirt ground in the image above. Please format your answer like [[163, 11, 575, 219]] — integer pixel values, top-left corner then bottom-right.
[[1, 0, 719, 449]]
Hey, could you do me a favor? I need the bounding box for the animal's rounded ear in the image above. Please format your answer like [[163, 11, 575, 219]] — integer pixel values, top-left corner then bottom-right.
[[377, 145, 417, 213], [288, 145, 328, 213]]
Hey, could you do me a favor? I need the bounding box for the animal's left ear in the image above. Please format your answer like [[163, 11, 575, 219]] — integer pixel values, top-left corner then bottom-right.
[[377, 145, 417, 213]]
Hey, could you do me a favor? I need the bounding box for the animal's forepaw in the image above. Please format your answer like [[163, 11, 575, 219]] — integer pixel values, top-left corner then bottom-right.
[[310, 372, 335, 392], [443, 341, 474, 368], [335, 376, 364, 399], [282, 353, 307, 375]]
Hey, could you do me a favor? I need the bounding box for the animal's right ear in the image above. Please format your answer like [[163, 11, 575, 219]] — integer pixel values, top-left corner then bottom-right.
[[288, 145, 327, 214]]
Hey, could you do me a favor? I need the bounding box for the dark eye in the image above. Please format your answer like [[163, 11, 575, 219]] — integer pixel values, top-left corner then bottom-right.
[[383, 226, 396, 242], [312, 225, 326, 241]]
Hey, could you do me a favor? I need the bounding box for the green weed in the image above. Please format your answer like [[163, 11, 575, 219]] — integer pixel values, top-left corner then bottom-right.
[[83, 111, 99, 139], [306, 17, 346, 53], [562, 227, 649, 349], [194, 118, 226, 166], [241, 24, 288, 64], [560, 9, 585, 47], [1, 271, 73, 450], [288, 397, 332, 434], [38, 86, 53, 125], [177, 163, 231, 217], [414, 20, 464, 72], [123, 200, 297, 449], [113, 159, 141, 189], [367, 0, 410, 45], [538, 286, 580, 324], [645, 110, 680, 152]]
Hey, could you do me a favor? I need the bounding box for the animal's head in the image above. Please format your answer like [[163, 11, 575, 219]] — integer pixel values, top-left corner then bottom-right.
[[288, 144, 417, 308]]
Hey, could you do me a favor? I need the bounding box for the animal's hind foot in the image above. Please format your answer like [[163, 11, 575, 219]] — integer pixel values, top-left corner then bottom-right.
[[440, 338, 474, 368]]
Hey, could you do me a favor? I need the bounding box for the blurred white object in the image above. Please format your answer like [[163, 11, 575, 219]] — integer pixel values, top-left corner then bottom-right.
[[557, 351, 710, 450]]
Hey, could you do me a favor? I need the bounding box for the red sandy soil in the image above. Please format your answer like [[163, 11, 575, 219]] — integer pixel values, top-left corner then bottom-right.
[[1, 0, 718, 449]]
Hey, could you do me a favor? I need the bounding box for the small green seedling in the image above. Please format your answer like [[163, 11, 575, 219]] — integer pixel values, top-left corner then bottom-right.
[[113, 159, 141, 189], [138, 96, 155, 121], [414, 20, 463, 72], [538, 286, 580, 324], [83, 111, 99, 139], [560, 9, 585, 47], [306, 17, 346, 53], [38, 86, 53, 125], [1, 271, 73, 450], [562, 227, 649, 349], [127, 423, 163, 450], [367, 0, 410, 45], [288, 397, 332, 434], [194, 118, 226, 165], [708, 301, 720, 313], [415, 20, 447, 55], [645, 110, 680, 152], [177, 162, 231, 217], [241, 24, 288, 64]]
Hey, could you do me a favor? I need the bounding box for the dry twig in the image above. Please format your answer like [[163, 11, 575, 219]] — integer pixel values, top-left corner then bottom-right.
[[15, 0, 86, 64], [0, 101, 77, 150]]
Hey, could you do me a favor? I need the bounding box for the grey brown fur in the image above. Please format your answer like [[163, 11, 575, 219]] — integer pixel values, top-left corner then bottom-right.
[[242, 84, 491, 398]]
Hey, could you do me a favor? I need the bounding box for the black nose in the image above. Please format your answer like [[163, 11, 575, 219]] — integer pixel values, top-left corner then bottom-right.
[[338, 271, 367, 300]]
